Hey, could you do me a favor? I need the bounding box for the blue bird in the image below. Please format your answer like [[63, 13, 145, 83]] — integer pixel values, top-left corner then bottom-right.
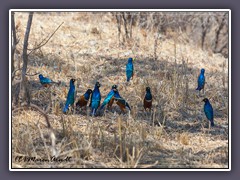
[[196, 68, 205, 95], [114, 89, 131, 112], [90, 82, 101, 116], [63, 79, 76, 114], [143, 87, 153, 111], [114, 89, 122, 99], [203, 98, 214, 127], [126, 57, 134, 82], [100, 85, 118, 110], [76, 89, 93, 109], [39, 74, 59, 87]]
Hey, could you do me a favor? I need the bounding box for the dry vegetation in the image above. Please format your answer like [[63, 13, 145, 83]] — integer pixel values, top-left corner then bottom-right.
[[11, 11, 229, 169]]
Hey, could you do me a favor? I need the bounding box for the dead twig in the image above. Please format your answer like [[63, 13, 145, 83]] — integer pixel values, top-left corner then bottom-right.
[[12, 67, 39, 79], [25, 72, 40, 76], [12, 103, 51, 128], [27, 22, 64, 56]]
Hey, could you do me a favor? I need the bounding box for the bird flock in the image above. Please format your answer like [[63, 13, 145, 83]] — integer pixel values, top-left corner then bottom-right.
[[39, 57, 214, 128]]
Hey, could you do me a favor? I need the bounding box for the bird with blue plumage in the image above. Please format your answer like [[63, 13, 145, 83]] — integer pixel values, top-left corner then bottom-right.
[[126, 57, 134, 82], [107, 85, 118, 109], [76, 89, 93, 110], [39, 74, 59, 87], [100, 85, 118, 110], [203, 98, 214, 128], [90, 81, 101, 116], [196, 68, 205, 95], [113, 89, 131, 112], [143, 87, 152, 111], [63, 78, 76, 114]]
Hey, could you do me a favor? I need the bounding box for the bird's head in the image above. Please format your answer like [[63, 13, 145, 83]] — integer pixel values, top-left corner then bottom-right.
[[70, 78, 76, 85], [39, 74, 43, 79], [203, 98, 209, 103], [201, 68, 205, 74], [128, 57, 133, 63], [112, 84, 118, 90], [95, 81, 101, 88], [87, 89, 93, 94], [146, 87, 151, 92]]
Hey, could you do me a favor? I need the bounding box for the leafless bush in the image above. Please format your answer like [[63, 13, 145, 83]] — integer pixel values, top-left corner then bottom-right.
[[112, 12, 228, 57]]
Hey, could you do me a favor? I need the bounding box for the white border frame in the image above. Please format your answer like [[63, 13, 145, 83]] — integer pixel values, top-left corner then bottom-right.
[[9, 9, 231, 171]]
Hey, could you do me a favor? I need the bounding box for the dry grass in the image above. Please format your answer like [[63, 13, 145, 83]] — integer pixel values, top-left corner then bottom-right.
[[11, 12, 229, 169]]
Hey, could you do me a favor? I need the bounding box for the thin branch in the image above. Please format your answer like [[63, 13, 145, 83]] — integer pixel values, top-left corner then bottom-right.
[[27, 22, 64, 56], [11, 67, 22, 80], [25, 72, 40, 76], [12, 103, 51, 128], [12, 67, 40, 78]]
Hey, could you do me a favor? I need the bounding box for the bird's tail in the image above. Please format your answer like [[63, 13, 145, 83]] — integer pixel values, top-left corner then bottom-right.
[[75, 101, 80, 107], [211, 121, 214, 127], [75, 101, 81, 110], [100, 104, 105, 110], [126, 71, 133, 82], [52, 81, 61, 86], [126, 102, 131, 111]]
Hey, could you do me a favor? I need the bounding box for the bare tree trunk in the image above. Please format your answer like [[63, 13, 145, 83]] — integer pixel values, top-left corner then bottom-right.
[[122, 12, 129, 40], [129, 13, 134, 38], [11, 12, 17, 81], [21, 12, 34, 105], [153, 25, 162, 61], [214, 13, 227, 52], [201, 16, 210, 50], [115, 13, 122, 46]]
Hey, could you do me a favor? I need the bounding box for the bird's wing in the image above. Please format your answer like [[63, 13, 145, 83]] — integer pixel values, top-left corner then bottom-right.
[[100, 90, 114, 109]]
